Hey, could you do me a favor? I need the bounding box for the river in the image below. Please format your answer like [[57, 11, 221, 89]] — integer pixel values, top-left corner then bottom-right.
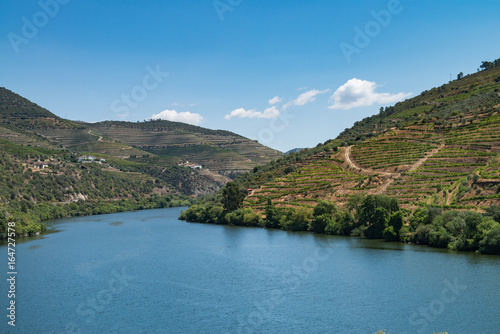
[[1, 207, 499, 333]]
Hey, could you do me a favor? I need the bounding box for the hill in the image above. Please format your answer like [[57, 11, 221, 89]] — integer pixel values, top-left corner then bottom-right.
[[0, 87, 282, 176], [243, 60, 500, 211], [180, 58, 500, 255], [84, 120, 283, 175], [285, 148, 308, 155], [0, 87, 283, 237]]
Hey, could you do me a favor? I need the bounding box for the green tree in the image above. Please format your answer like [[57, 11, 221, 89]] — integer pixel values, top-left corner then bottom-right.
[[473, 219, 499, 248], [387, 211, 404, 233], [309, 214, 331, 234], [365, 207, 389, 239], [479, 226, 500, 255], [313, 201, 337, 217], [429, 227, 452, 248], [413, 224, 431, 244], [207, 206, 224, 224], [480, 61, 494, 70], [0, 208, 7, 236], [446, 216, 466, 237], [331, 210, 355, 236], [243, 209, 262, 227], [222, 182, 247, 212], [264, 198, 284, 229], [347, 193, 366, 220], [280, 207, 312, 231], [484, 205, 500, 223], [383, 226, 398, 241]]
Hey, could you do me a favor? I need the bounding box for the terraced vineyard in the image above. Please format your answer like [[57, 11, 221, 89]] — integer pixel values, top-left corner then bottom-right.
[[244, 152, 366, 211], [354, 109, 500, 208], [0, 125, 61, 150], [243, 64, 500, 212], [351, 134, 438, 172], [87, 122, 283, 173], [0, 87, 283, 176]]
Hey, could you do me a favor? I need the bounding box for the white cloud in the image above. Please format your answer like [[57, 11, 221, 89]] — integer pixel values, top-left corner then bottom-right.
[[151, 109, 204, 125], [224, 106, 280, 120], [329, 78, 412, 110], [294, 89, 329, 106], [268, 96, 282, 105], [224, 88, 328, 120]]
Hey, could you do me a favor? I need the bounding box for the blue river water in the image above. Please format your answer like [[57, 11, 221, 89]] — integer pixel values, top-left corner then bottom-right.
[[1, 207, 499, 333]]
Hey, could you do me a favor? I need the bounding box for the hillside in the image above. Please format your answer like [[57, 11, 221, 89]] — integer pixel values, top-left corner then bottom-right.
[[0, 87, 283, 237], [180, 58, 500, 255], [85, 120, 283, 175], [242, 61, 500, 211], [0, 87, 282, 176], [0, 138, 197, 236]]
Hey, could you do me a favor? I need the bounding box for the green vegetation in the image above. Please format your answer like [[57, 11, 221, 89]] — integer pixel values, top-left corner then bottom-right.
[[85, 120, 283, 173], [216, 59, 500, 210], [181, 58, 500, 255], [0, 85, 289, 238], [180, 194, 500, 255], [0, 85, 284, 173], [0, 146, 192, 238]]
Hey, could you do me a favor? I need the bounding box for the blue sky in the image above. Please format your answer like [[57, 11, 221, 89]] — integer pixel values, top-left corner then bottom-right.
[[1, 0, 499, 152]]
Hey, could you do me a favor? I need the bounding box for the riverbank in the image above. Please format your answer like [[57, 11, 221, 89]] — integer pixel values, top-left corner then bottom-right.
[[0, 195, 193, 239], [179, 196, 500, 255], [3, 207, 498, 333]]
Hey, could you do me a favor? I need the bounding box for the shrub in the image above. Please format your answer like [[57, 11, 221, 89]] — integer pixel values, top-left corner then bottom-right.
[[182, 205, 207, 223], [264, 199, 285, 229], [281, 207, 312, 231], [313, 201, 337, 217], [399, 226, 411, 243], [351, 226, 367, 237], [413, 224, 431, 244], [383, 226, 398, 242], [479, 226, 500, 255], [207, 206, 224, 224], [243, 210, 263, 227], [446, 216, 466, 237], [429, 227, 452, 248], [309, 214, 332, 234]]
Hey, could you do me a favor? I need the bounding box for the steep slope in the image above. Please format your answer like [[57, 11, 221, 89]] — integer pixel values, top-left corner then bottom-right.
[[238, 61, 500, 211], [0, 87, 286, 237], [0, 87, 283, 175], [85, 120, 283, 175], [0, 139, 197, 236]]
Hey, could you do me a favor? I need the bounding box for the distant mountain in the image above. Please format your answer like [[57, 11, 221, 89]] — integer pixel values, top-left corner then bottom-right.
[[0, 87, 283, 176], [84, 120, 283, 175], [285, 148, 307, 155]]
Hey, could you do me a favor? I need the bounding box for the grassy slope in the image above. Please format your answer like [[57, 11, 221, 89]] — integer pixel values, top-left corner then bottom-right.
[[0, 87, 283, 236], [239, 66, 500, 212], [0, 87, 283, 174], [0, 139, 195, 236], [85, 121, 283, 173], [0, 87, 285, 193]]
